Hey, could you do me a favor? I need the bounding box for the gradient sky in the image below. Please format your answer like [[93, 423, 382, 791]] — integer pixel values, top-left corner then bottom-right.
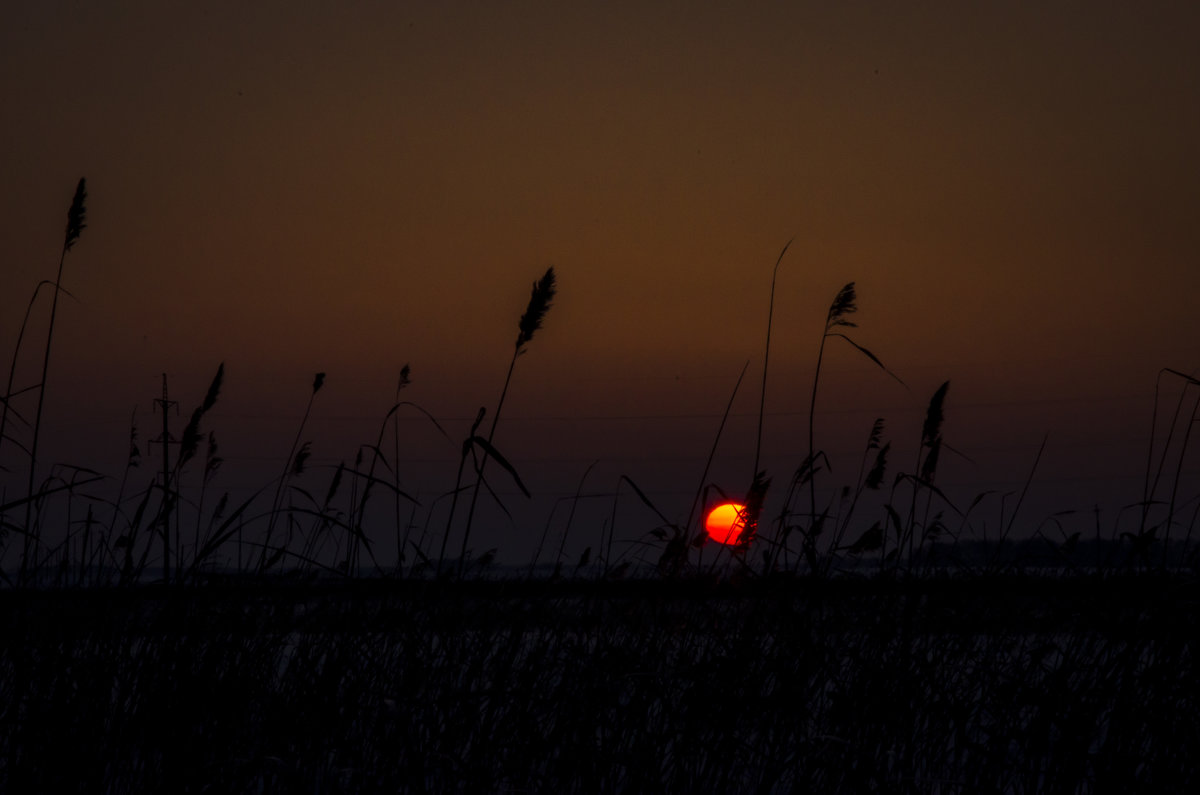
[[3, 1, 1199, 564]]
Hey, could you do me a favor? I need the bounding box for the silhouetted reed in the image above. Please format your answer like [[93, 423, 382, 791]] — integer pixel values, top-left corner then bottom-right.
[[902, 380, 950, 563], [830, 417, 888, 557], [12, 179, 87, 582], [2, 195, 1198, 790], [1, 204, 1195, 583], [454, 266, 556, 576], [752, 240, 791, 479], [1142, 367, 1200, 560], [797, 281, 904, 574], [260, 371, 324, 573], [157, 362, 226, 582]]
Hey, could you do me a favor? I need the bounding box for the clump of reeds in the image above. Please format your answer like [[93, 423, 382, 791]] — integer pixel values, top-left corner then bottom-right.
[[161, 362, 226, 581], [5, 201, 1197, 587], [782, 281, 903, 574], [347, 364, 447, 575], [830, 418, 889, 559]]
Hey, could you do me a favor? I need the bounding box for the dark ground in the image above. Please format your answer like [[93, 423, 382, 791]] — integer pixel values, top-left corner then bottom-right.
[[1, 573, 1196, 793]]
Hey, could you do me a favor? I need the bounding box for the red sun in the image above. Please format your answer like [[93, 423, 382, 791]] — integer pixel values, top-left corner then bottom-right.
[[705, 502, 750, 545]]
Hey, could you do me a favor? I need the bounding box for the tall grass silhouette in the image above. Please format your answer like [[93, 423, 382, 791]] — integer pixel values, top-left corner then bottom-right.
[[772, 281, 905, 573], [261, 371, 324, 573], [0, 195, 1194, 580], [1, 192, 1197, 791], [449, 266, 556, 576], [752, 240, 791, 480], [9, 179, 87, 582], [2, 575, 1194, 792]]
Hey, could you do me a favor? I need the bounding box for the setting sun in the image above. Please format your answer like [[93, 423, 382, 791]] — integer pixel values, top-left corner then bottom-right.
[[705, 502, 750, 546]]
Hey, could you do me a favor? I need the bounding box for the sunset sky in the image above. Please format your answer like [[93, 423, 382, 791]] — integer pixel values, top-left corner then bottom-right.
[[3, 1, 1198, 564]]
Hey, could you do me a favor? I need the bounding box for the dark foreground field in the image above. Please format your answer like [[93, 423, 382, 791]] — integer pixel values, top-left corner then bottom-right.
[[1, 573, 1197, 793]]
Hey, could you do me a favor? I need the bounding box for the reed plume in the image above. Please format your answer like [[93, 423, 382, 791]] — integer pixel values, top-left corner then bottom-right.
[[64, 179, 87, 250], [177, 363, 225, 471], [920, 381, 948, 483], [740, 470, 771, 549], [517, 269, 556, 352], [904, 381, 949, 565]]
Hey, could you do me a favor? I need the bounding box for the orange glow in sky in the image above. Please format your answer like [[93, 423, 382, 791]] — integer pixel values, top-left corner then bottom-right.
[[2, 2, 1199, 565]]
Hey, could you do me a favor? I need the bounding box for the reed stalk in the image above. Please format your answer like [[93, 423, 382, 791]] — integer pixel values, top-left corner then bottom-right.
[[260, 372, 324, 572], [438, 407, 485, 577], [905, 381, 949, 565], [20, 178, 87, 583], [0, 282, 61, 464], [753, 241, 791, 479], [804, 282, 901, 573], [1142, 368, 1200, 552], [457, 267, 556, 576], [393, 366, 410, 569], [165, 363, 224, 582]]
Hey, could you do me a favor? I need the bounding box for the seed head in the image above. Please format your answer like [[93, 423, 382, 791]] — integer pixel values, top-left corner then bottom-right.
[[64, 178, 87, 252], [516, 267, 557, 352], [825, 282, 858, 332]]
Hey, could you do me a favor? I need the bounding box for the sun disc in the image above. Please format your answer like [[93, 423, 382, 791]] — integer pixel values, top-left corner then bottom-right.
[[705, 502, 749, 545]]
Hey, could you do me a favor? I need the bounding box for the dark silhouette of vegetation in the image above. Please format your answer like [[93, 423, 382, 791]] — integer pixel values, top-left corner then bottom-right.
[[1, 192, 1198, 791], [12, 179, 87, 583], [455, 266, 556, 576], [2, 575, 1196, 792]]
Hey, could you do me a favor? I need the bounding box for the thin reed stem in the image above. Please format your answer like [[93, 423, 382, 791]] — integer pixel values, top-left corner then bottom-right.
[[21, 178, 87, 582], [753, 241, 791, 480], [439, 407, 485, 578], [260, 372, 324, 572], [0, 281, 58, 464]]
